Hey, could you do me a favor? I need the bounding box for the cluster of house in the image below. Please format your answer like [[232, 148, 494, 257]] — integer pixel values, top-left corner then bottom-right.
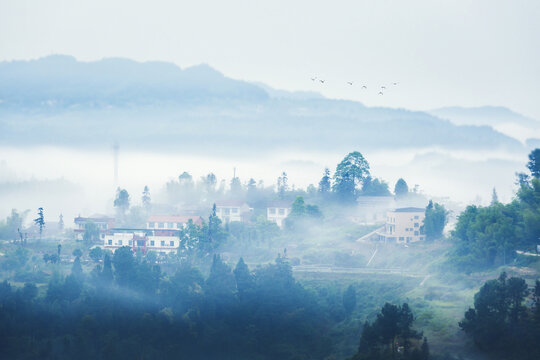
[[74, 201, 292, 254], [74, 198, 427, 254]]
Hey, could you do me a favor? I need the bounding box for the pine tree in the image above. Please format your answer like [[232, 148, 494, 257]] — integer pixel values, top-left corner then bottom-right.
[[33, 207, 45, 240], [491, 187, 499, 205], [277, 172, 289, 199], [318, 168, 331, 195], [101, 254, 113, 285], [71, 256, 83, 279], [394, 178, 409, 198], [234, 257, 254, 298], [142, 185, 151, 212]]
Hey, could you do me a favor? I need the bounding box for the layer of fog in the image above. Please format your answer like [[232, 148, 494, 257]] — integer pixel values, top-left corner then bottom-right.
[[0, 144, 528, 226]]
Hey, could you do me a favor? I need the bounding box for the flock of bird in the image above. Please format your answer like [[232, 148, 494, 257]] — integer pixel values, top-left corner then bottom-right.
[[310, 77, 399, 95]]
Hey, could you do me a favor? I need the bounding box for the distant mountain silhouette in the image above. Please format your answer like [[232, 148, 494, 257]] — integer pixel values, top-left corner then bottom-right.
[[428, 106, 540, 128], [0, 55, 268, 107], [0, 55, 525, 153]]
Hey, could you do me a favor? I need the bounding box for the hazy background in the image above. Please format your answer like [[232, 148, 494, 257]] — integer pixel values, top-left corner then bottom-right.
[[1, 0, 540, 224], [2, 0, 539, 118]]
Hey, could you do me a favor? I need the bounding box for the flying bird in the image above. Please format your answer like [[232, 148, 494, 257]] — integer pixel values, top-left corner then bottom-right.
[[393, 82, 398, 86], [362, 85, 367, 89], [347, 81, 353, 85], [378, 91, 384, 95], [381, 86, 386, 89], [311, 77, 317, 81], [319, 79, 325, 83]]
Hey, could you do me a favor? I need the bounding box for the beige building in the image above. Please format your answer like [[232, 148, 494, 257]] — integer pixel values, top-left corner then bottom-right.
[[378, 207, 425, 243], [266, 201, 292, 228]]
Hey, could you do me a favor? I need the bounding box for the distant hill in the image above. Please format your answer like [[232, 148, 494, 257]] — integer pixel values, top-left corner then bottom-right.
[[428, 106, 540, 128], [0, 56, 524, 153], [0, 55, 268, 107]]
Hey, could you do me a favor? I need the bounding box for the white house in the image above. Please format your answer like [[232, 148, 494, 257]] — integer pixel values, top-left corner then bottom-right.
[[215, 201, 252, 223], [103, 228, 181, 254], [266, 201, 292, 228], [74, 215, 115, 241], [102, 215, 203, 255], [146, 215, 203, 232]]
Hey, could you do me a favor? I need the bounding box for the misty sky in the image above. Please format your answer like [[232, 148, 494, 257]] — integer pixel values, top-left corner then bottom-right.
[[1, 0, 540, 119]]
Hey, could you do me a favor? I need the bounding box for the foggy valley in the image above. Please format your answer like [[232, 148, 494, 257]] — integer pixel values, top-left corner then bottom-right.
[[2, 2, 540, 360]]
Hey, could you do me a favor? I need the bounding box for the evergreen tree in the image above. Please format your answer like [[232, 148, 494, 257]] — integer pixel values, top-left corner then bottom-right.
[[114, 188, 130, 220], [423, 200, 448, 241], [318, 167, 331, 195], [333, 151, 370, 202], [230, 176, 243, 197], [277, 171, 289, 199], [101, 254, 113, 285], [394, 178, 409, 197], [33, 207, 45, 239], [71, 256, 83, 279], [491, 187, 499, 205], [527, 148, 540, 178], [142, 185, 151, 212], [234, 257, 254, 298], [204, 173, 217, 195], [112, 246, 136, 287]]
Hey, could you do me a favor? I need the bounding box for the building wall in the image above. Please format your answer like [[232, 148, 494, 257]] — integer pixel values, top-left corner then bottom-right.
[[382, 210, 425, 243], [266, 207, 290, 228], [216, 206, 242, 222], [103, 232, 179, 254]]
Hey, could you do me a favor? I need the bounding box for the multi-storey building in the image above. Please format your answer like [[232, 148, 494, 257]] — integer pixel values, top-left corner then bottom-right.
[[103, 215, 202, 254], [215, 201, 252, 223], [74, 215, 115, 241], [377, 207, 426, 243], [266, 201, 291, 228]]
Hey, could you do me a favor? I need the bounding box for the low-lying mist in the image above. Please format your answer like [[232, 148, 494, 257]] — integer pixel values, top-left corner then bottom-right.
[[0, 143, 527, 223]]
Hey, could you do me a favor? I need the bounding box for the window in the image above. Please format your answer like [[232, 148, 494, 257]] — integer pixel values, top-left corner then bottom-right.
[[420, 237, 424, 241], [278, 208, 285, 215], [224, 208, 231, 215], [399, 237, 404, 241], [137, 240, 145, 247], [168, 222, 174, 228], [414, 223, 419, 228], [269, 208, 276, 215], [161, 241, 165, 246], [118, 240, 122, 246], [414, 231, 419, 236], [414, 215, 419, 219], [177, 222, 183, 228], [150, 240, 155, 246], [158, 222, 164, 228], [406, 237, 412, 242], [232, 208, 238, 214], [170, 240, 174, 246], [129, 240, 132, 246], [101, 234, 105, 239], [108, 239, 112, 245], [149, 222, 155, 228]]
